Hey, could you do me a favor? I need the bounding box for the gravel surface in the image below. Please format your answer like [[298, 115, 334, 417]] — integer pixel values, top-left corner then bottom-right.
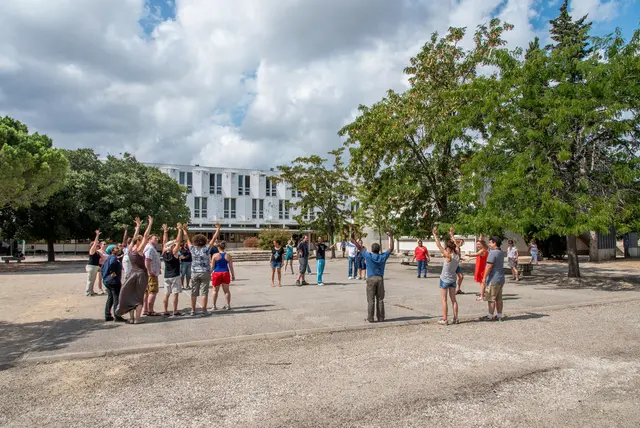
[[1, 301, 639, 428]]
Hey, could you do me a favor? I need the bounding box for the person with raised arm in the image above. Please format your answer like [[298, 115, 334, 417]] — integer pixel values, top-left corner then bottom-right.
[[466, 235, 489, 294], [183, 222, 220, 316], [143, 227, 162, 316], [353, 231, 394, 323], [116, 216, 154, 324], [161, 223, 183, 317], [313, 236, 336, 286], [122, 218, 141, 281], [211, 241, 235, 310], [101, 243, 125, 322], [433, 226, 460, 325], [85, 230, 103, 296]]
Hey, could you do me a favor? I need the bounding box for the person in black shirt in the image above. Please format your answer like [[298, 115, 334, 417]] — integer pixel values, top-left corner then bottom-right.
[[162, 223, 184, 316], [179, 242, 192, 290], [296, 236, 310, 286], [314, 237, 336, 286], [270, 240, 285, 287]]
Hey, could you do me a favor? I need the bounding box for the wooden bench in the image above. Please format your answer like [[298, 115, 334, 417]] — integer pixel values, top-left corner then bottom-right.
[[2, 256, 25, 263]]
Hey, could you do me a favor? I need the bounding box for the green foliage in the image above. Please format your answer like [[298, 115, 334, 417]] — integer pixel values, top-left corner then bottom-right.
[[277, 148, 352, 247], [339, 20, 514, 237], [457, 6, 640, 276], [0, 116, 69, 209], [257, 230, 292, 250], [0, 149, 190, 261], [243, 236, 259, 248]]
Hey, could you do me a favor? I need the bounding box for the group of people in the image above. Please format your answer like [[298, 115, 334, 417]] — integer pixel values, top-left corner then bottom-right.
[[85, 219, 531, 326], [86, 218, 234, 324]]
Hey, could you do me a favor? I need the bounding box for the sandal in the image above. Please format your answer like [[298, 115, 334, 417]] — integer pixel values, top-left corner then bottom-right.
[[147, 311, 161, 316], [134, 319, 146, 324], [456, 290, 465, 295]]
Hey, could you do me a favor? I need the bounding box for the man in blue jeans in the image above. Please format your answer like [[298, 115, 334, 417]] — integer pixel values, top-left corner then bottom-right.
[[353, 232, 394, 323], [346, 239, 357, 279]]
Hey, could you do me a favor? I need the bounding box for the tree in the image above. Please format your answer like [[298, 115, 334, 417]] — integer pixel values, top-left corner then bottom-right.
[[277, 148, 352, 258], [458, 7, 640, 277], [0, 150, 190, 261], [339, 20, 513, 238], [0, 116, 69, 209]]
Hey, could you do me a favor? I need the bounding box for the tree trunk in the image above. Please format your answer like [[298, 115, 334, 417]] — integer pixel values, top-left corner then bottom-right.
[[566, 234, 580, 278], [47, 238, 56, 263], [329, 226, 336, 259]]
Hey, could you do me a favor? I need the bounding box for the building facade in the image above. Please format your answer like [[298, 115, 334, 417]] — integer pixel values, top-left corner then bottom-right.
[[148, 163, 316, 247]]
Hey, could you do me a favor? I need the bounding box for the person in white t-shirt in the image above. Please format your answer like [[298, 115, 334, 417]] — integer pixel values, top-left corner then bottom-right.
[[346, 240, 358, 279]]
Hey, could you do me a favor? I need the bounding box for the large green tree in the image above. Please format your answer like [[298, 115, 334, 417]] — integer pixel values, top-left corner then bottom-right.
[[339, 20, 513, 238], [277, 148, 352, 258], [1, 150, 190, 261], [0, 116, 69, 209], [458, 5, 640, 277]]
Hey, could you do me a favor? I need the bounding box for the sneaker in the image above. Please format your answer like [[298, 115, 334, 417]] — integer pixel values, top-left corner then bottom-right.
[[201, 311, 212, 317], [452, 318, 459, 324], [481, 315, 494, 321], [222, 305, 231, 311], [417, 275, 421, 278], [301, 281, 309, 286], [190, 311, 197, 317], [348, 277, 353, 280], [85, 292, 95, 297], [104, 316, 114, 322], [365, 318, 374, 323], [317, 283, 324, 286], [213, 306, 218, 311], [296, 280, 301, 286], [114, 316, 127, 323], [438, 319, 448, 325], [173, 312, 183, 317]]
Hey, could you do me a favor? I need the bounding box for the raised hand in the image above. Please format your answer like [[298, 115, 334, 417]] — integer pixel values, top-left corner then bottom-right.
[[449, 227, 455, 237], [162, 224, 168, 232], [148, 215, 153, 225], [215, 221, 221, 229], [134, 216, 141, 225], [432, 226, 438, 235], [95, 230, 101, 236], [123, 224, 128, 231], [176, 222, 182, 229]]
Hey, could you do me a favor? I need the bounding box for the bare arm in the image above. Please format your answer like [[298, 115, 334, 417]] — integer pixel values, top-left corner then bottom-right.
[[121, 225, 128, 248], [161, 224, 168, 253], [351, 233, 362, 250], [131, 217, 142, 242], [208, 222, 221, 247], [136, 215, 153, 253], [388, 232, 394, 253], [182, 225, 192, 248], [432, 227, 446, 256], [227, 254, 235, 281], [89, 230, 100, 255], [173, 224, 182, 257]]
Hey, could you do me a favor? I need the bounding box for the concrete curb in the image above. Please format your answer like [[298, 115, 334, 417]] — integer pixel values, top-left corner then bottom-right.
[[19, 295, 640, 365]]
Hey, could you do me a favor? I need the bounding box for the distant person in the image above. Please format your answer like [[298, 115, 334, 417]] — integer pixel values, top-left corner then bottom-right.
[[433, 226, 460, 325], [161, 223, 183, 317], [479, 236, 506, 320], [466, 236, 489, 294], [296, 235, 310, 286], [116, 216, 154, 324], [454, 236, 465, 295], [412, 240, 430, 278], [528, 239, 539, 265], [211, 241, 235, 310], [143, 232, 162, 316], [346, 238, 358, 280], [313, 237, 336, 286], [341, 240, 347, 258], [354, 232, 394, 323], [507, 240, 520, 281], [270, 240, 285, 287], [101, 244, 125, 322], [355, 239, 367, 280], [179, 241, 192, 290], [85, 230, 105, 296], [284, 240, 295, 275], [182, 223, 220, 316]]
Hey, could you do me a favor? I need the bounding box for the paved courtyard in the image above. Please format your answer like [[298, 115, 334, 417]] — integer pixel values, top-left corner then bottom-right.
[[1, 257, 639, 366]]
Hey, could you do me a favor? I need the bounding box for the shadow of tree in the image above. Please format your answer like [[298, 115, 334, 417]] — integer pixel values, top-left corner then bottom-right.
[[526, 264, 640, 292], [0, 318, 117, 370], [0, 262, 86, 276]]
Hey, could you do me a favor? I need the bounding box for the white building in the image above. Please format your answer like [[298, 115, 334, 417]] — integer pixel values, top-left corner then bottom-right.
[[148, 163, 317, 247]]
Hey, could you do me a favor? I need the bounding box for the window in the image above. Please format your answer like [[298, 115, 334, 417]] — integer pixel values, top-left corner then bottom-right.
[[266, 177, 277, 197], [179, 171, 185, 185], [252, 199, 264, 219], [350, 202, 360, 212], [209, 173, 222, 195], [238, 175, 251, 196], [179, 171, 192, 192], [224, 198, 236, 219], [304, 210, 316, 221], [186, 172, 193, 192], [194, 197, 207, 218], [292, 187, 303, 198], [279, 200, 289, 220]]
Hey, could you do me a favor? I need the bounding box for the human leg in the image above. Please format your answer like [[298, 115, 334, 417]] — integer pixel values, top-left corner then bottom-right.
[[104, 283, 115, 320], [448, 287, 459, 323], [271, 267, 276, 286], [416, 260, 424, 277], [222, 283, 231, 307], [365, 278, 376, 322], [375, 277, 385, 321], [85, 265, 99, 296], [348, 257, 355, 278], [440, 288, 449, 322], [277, 268, 282, 286], [317, 259, 325, 284]]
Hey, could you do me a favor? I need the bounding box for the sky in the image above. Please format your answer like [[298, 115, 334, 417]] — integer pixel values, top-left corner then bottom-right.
[[0, 0, 638, 170]]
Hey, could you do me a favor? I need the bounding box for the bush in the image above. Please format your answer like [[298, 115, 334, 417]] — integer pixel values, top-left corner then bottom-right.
[[258, 230, 292, 250], [243, 237, 259, 248]]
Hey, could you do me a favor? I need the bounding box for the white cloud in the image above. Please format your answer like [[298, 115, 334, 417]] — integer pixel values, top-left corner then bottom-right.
[[571, 0, 619, 22], [0, 0, 548, 169]]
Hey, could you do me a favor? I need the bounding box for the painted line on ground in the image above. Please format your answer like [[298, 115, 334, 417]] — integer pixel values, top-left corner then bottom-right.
[[19, 294, 640, 365]]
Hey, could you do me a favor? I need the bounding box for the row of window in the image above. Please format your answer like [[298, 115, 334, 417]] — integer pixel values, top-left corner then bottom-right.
[[178, 172, 295, 198], [192, 197, 315, 220]]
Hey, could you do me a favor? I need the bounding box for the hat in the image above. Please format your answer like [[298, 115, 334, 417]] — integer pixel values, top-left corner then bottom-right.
[[106, 244, 117, 255], [165, 240, 176, 249], [490, 236, 502, 247]]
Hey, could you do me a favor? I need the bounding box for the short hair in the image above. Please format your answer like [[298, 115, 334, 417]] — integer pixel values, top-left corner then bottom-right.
[[508, 239, 514, 245], [274, 239, 281, 245], [490, 236, 502, 247], [371, 242, 381, 254], [193, 234, 207, 247]]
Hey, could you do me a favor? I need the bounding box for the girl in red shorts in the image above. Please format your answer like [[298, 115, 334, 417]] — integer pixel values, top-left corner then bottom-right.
[[210, 241, 235, 310]]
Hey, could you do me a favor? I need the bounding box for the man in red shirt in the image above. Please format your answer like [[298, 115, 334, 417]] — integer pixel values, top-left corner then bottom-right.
[[412, 240, 430, 278]]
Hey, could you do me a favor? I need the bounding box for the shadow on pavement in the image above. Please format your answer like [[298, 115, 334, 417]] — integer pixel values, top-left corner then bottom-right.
[[0, 318, 116, 370], [0, 263, 86, 276], [389, 315, 434, 322]]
